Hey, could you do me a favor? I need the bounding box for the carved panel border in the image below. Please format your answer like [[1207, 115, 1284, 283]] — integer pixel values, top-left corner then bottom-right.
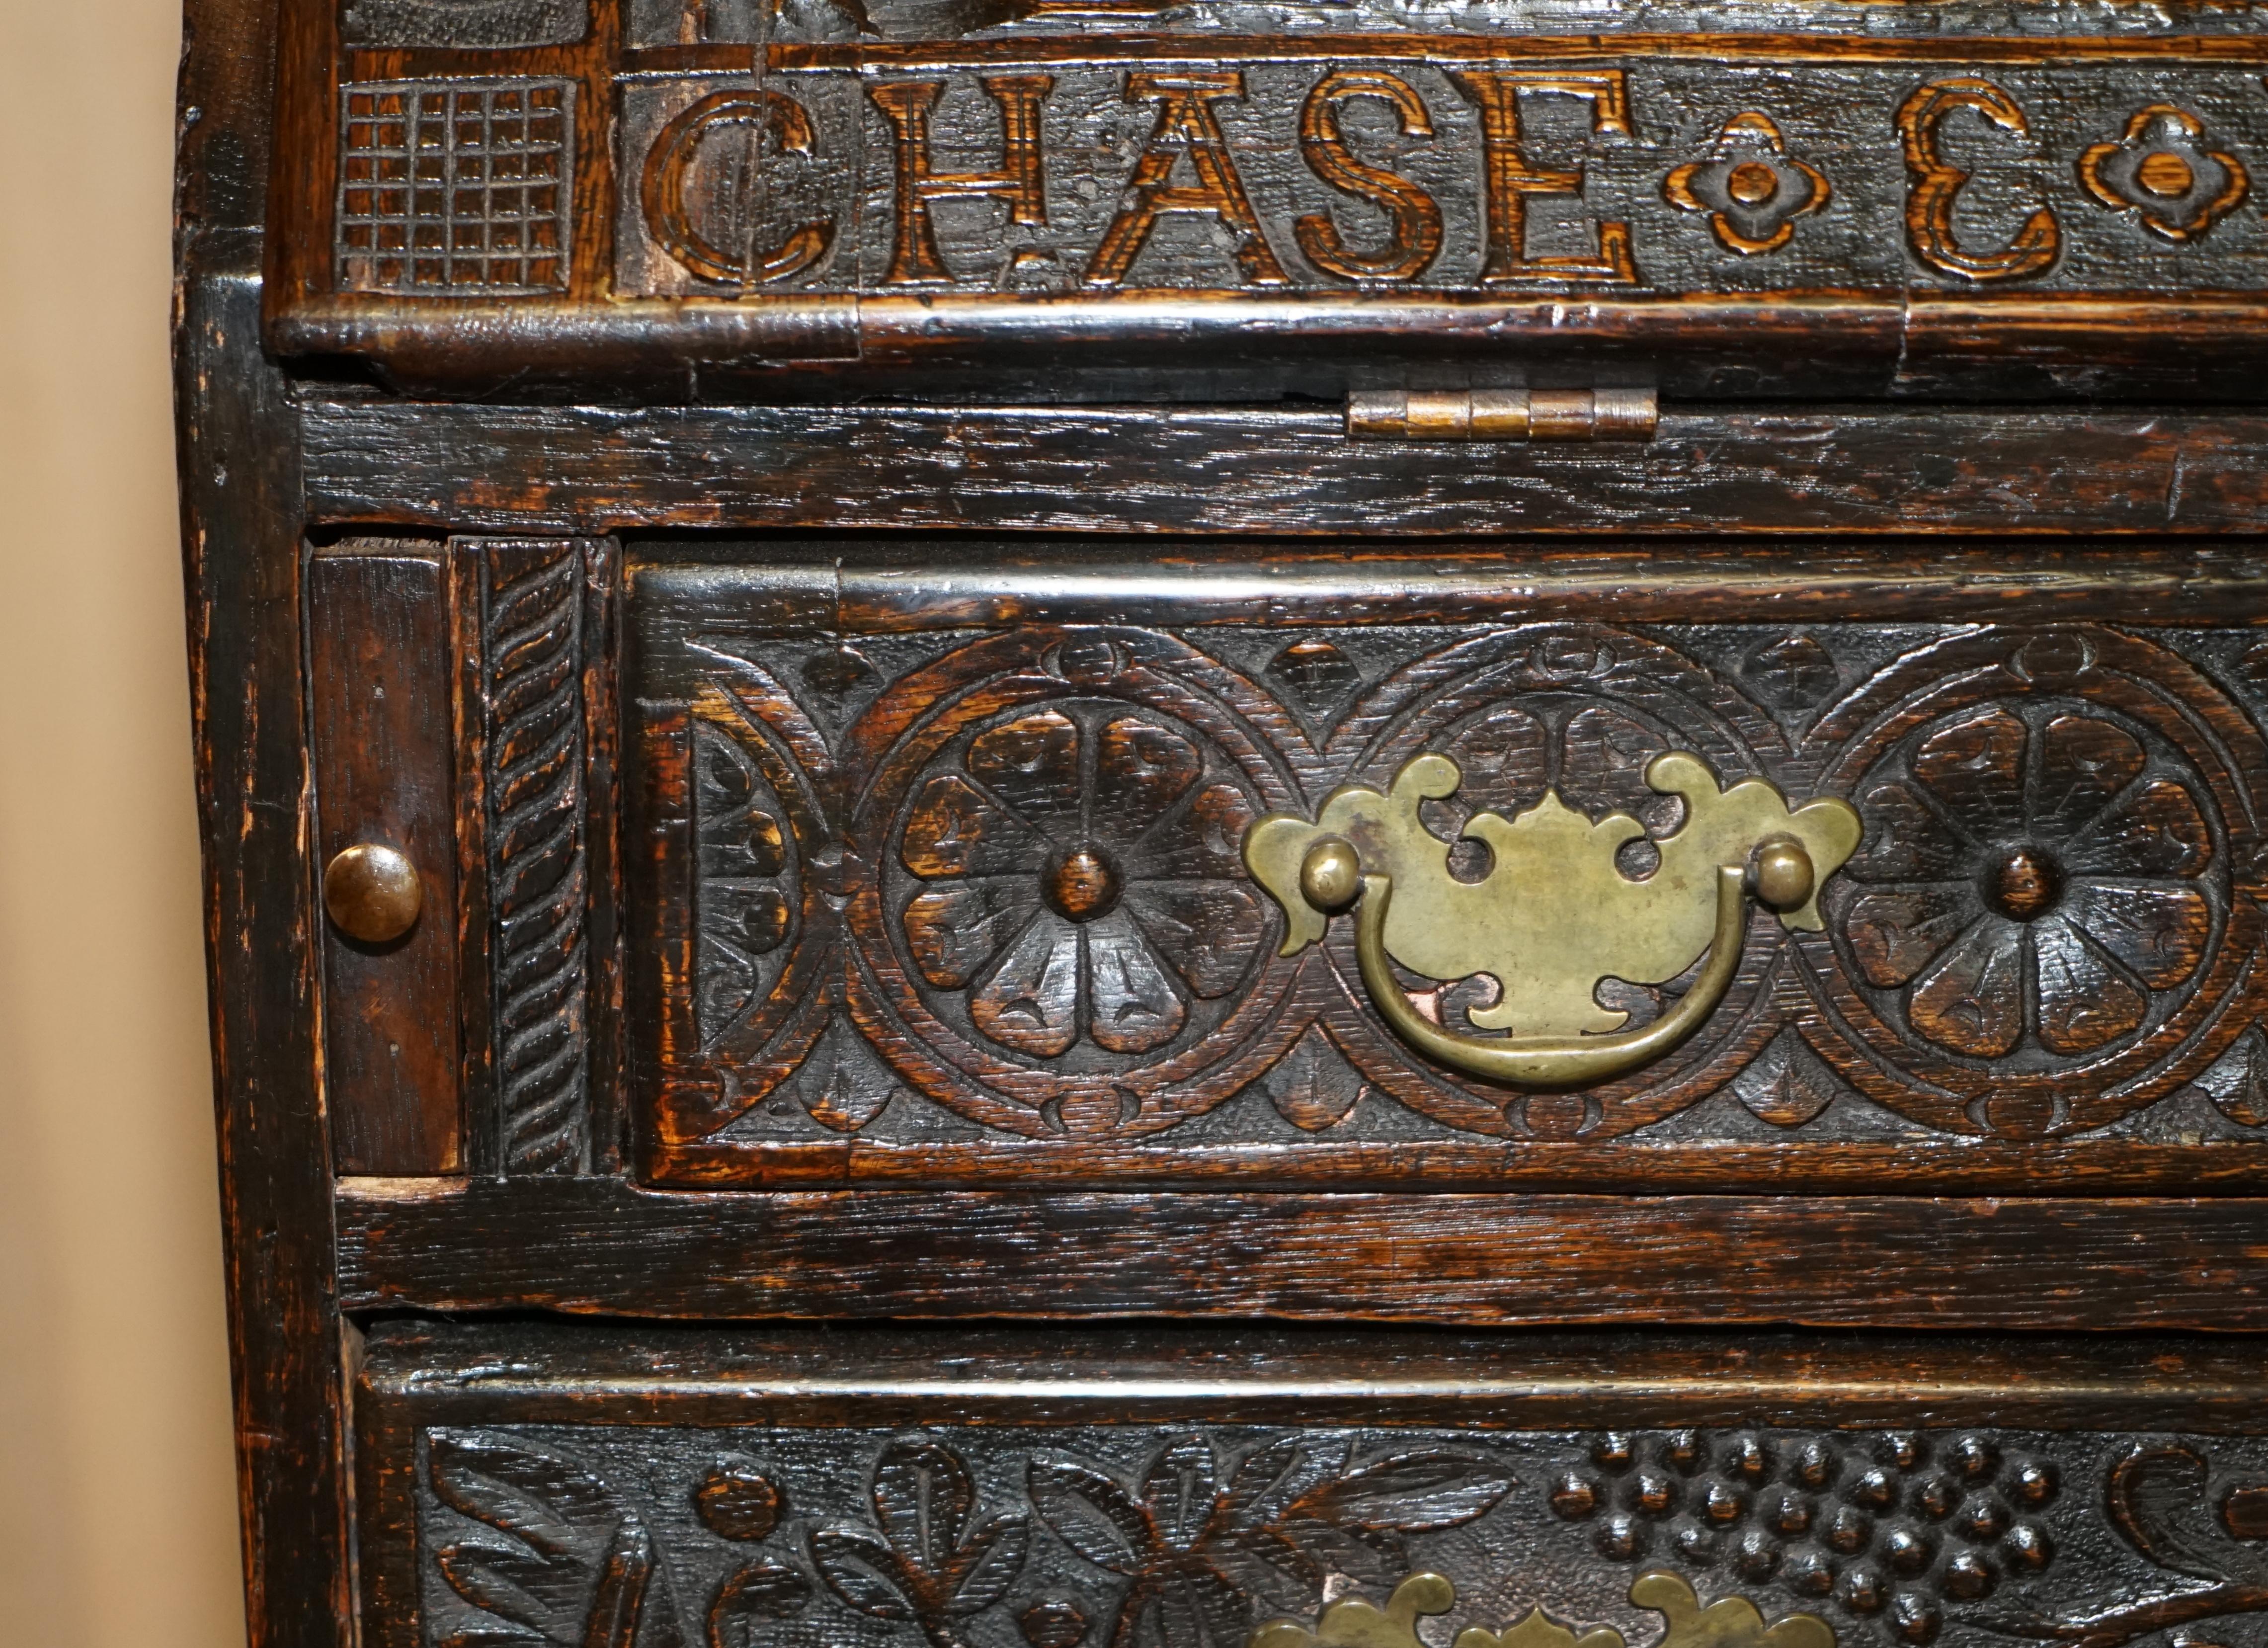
[[629, 563, 2268, 1189], [355, 1323, 2268, 1648], [269, 0, 2268, 394]]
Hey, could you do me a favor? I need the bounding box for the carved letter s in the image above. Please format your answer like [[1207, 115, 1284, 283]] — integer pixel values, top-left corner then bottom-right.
[[1897, 78, 2059, 283], [1295, 70, 1444, 284], [642, 88, 835, 285]]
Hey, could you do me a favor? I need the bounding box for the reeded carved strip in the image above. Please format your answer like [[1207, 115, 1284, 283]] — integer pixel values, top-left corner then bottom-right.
[[484, 540, 590, 1173]]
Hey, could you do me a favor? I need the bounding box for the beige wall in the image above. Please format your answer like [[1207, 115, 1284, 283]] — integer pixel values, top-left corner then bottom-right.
[[0, 0, 248, 1645]]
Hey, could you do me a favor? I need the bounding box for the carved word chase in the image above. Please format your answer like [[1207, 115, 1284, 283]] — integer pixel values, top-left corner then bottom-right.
[[628, 60, 2257, 293]]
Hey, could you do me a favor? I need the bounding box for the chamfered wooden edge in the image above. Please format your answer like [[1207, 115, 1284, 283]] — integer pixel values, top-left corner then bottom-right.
[[303, 398, 2268, 537], [354, 1315, 2268, 1431], [642, 1138, 2268, 1195], [334, 1179, 2268, 1331]]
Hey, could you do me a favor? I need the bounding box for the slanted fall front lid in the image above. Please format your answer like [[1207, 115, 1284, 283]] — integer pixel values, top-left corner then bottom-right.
[[270, 0, 2268, 398]]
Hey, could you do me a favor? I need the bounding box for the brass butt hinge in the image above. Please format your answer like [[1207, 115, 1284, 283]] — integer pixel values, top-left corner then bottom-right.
[[1345, 386, 1658, 442]]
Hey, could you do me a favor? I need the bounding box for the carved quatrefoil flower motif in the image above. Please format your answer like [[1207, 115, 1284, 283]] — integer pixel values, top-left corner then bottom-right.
[[2079, 105, 2250, 243], [1665, 112, 1831, 255], [1839, 704, 2211, 1062], [898, 706, 1265, 1058]]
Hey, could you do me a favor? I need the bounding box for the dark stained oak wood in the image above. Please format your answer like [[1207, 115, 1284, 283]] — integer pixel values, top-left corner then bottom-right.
[[181, 0, 2268, 1639], [302, 401, 2268, 537], [307, 546, 462, 1174], [181, 272, 355, 1648], [334, 1179, 2268, 1329], [350, 1316, 2268, 1429]]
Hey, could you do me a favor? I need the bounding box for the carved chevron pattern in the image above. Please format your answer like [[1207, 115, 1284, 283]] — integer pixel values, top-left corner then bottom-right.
[[485, 540, 589, 1172]]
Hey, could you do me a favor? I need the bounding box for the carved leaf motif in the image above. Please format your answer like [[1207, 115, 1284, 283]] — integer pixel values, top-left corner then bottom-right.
[[2033, 715, 2146, 840], [1267, 640, 1363, 719], [2069, 780, 2211, 879], [2209, 1033, 2268, 1127], [1272, 1449, 1517, 1586], [1134, 783, 1258, 881], [968, 710, 1084, 830], [1028, 1456, 1156, 1575], [1035, 1436, 1510, 1648], [2032, 920, 2148, 1055], [1739, 1043, 1836, 1129], [2108, 1445, 2268, 1585], [971, 917, 1082, 1056], [1908, 919, 2025, 1057], [1264, 1030, 1368, 1132], [1848, 781, 1969, 881], [1088, 913, 1189, 1053], [1741, 633, 1839, 712], [810, 1439, 1030, 1648], [904, 882, 1041, 989], [427, 1430, 675, 1648], [1910, 706, 2029, 843], [902, 773, 1038, 880], [1095, 717, 1203, 851], [2064, 883, 2209, 991], [1845, 890, 1973, 988], [1125, 882, 1265, 1000]]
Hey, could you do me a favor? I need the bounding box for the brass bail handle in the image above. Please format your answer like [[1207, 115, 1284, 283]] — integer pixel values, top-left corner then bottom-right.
[[1242, 750, 1862, 1088]]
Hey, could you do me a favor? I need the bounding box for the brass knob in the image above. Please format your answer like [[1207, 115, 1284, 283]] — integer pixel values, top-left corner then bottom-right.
[[1752, 836, 1817, 910], [323, 843, 423, 943], [1299, 837, 1363, 912]]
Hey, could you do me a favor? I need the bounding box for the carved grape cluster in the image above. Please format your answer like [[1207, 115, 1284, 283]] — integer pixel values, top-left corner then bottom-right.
[[1550, 1431, 2058, 1645]]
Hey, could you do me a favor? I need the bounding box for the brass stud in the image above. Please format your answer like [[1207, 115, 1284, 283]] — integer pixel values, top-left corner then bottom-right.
[[324, 843, 424, 944], [1751, 836, 1816, 910], [1298, 837, 1363, 912]]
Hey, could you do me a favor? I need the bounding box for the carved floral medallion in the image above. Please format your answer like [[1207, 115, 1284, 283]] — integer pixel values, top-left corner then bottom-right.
[[2078, 105, 2250, 244], [1664, 113, 1831, 256], [1800, 627, 2268, 1136], [844, 628, 1308, 1138]]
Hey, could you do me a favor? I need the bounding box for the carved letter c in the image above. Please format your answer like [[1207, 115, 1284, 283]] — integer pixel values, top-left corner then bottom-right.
[[642, 88, 835, 286]]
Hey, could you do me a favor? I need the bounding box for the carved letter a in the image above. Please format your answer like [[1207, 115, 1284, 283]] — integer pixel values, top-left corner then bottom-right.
[[1084, 72, 1289, 288]]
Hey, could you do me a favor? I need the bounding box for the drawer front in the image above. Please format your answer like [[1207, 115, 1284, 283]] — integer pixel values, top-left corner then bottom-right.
[[359, 1323, 2268, 1648], [630, 551, 2268, 1191]]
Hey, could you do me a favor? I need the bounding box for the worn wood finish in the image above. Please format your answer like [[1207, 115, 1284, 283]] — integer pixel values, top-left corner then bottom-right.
[[335, 1179, 2268, 1328], [301, 401, 2268, 537], [263, 0, 2268, 397], [181, 0, 2268, 1638], [181, 257, 356, 1648], [633, 561, 2268, 1187], [352, 1320, 2268, 1648], [308, 545, 464, 1174]]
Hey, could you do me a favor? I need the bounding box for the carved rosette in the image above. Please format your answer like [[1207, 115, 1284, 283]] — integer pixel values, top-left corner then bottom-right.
[[1797, 627, 2267, 1136], [1310, 624, 1803, 1140], [1664, 112, 1831, 256], [2078, 105, 2249, 244], [845, 628, 1309, 1137]]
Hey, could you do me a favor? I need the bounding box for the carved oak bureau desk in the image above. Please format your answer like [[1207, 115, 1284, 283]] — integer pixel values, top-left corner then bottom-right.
[[174, 0, 2268, 1640]]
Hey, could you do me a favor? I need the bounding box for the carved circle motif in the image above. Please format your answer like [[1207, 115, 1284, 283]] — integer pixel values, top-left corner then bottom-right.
[[1800, 627, 2266, 1136], [846, 628, 1306, 1138]]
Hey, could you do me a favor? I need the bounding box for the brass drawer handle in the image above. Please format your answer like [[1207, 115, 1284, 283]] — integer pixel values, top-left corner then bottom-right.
[[1244, 751, 1859, 1087]]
